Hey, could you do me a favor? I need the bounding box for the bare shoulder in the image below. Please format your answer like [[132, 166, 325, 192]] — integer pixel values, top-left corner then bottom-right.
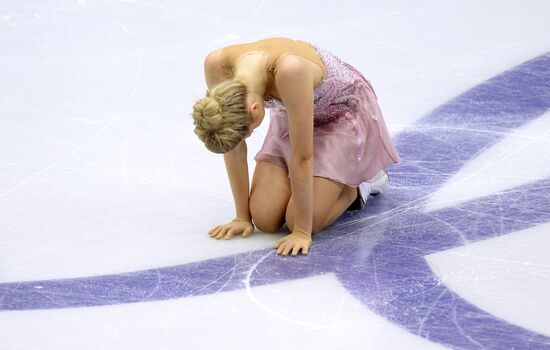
[[204, 48, 228, 88], [274, 55, 315, 92], [204, 48, 224, 66], [275, 55, 314, 118], [274, 55, 321, 94]]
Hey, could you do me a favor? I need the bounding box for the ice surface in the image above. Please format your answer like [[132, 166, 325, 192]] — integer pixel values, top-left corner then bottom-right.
[[427, 222, 550, 337], [1, 0, 550, 349]]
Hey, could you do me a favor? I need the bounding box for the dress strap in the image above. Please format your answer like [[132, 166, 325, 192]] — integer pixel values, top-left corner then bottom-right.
[[264, 45, 288, 76]]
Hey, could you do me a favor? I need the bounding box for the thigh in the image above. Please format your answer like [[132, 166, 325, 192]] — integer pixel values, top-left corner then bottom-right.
[[250, 161, 291, 232], [285, 176, 356, 234]]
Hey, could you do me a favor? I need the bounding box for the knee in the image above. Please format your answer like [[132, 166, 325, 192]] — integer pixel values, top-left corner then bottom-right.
[[250, 196, 285, 233], [253, 218, 284, 233], [253, 217, 283, 233], [311, 219, 324, 235]]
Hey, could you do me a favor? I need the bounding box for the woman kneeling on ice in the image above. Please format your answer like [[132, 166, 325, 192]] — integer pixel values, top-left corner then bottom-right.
[[191, 37, 400, 256]]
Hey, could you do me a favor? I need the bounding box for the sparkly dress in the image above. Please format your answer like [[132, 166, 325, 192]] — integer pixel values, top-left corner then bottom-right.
[[225, 38, 401, 187]]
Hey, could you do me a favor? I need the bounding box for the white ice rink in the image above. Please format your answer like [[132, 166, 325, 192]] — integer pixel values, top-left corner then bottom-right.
[[1, 0, 550, 349]]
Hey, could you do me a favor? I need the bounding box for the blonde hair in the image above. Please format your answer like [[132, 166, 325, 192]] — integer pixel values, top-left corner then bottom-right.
[[192, 79, 252, 153]]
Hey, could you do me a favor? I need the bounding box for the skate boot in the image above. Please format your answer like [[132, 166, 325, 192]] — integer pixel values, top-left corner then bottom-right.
[[347, 171, 390, 211]]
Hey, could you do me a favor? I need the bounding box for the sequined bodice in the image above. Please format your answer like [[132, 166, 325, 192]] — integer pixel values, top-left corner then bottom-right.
[[263, 44, 381, 161], [264, 44, 370, 128]]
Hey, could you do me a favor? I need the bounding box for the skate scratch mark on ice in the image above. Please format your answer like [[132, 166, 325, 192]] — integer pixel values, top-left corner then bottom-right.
[[0, 55, 143, 200], [451, 298, 486, 349], [244, 250, 333, 330], [2, 52, 550, 350]]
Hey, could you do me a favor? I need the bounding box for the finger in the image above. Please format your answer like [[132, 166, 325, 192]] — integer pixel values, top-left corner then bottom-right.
[[211, 226, 221, 238], [276, 242, 287, 255], [302, 244, 309, 255], [243, 226, 253, 238], [215, 227, 228, 240], [291, 245, 301, 256], [208, 226, 220, 235], [275, 238, 287, 248], [209, 226, 222, 238], [224, 229, 234, 240], [216, 227, 228, 240], [282, 243, 294, 256]]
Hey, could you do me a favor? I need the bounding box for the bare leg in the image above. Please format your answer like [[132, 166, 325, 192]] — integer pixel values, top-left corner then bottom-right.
[[285, 177, 357, 234], [249, 161, 291, 233]]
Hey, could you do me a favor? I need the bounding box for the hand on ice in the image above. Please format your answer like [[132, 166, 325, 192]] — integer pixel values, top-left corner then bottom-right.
[[208, 218, 254, 240], [276, 230, 312, 256]]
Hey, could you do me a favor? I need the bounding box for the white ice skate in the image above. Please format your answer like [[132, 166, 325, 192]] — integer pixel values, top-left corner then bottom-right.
[[347, 171, 390, 211]]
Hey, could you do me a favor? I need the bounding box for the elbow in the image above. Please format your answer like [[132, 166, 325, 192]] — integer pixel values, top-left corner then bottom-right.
[[289, 155, 313, 182], [290, 154, 313, 168]]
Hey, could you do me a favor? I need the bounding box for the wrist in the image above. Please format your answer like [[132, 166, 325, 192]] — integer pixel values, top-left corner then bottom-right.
[[292, 228, 312, 238], [234, 216, 252, 223], [235, 211, 251, 222]]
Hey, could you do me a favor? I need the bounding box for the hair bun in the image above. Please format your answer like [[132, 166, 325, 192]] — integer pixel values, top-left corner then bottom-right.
[[192, 97, 223, 131], [191, 79, 250, 153]]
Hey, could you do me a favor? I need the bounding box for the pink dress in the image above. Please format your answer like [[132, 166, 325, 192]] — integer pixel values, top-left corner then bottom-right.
[[254, 43, 401, 187]]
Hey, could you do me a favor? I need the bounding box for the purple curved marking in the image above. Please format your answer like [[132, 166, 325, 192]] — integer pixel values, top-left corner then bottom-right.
[[1, 53, 550, 349], [335, 178, 550, 349]]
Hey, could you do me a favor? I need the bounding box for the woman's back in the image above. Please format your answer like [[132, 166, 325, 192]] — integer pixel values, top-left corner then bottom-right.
[[220, 37, 327, 79]]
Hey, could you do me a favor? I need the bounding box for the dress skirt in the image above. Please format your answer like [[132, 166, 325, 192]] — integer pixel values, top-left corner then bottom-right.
[[254, 43, 401, 187]]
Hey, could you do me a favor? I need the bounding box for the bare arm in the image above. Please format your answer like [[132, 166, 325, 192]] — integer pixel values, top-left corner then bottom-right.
[[276, 56, 315, 237], [223, 141, 251, 221], [204, 50, 251, 220], [203, 50, 253, 238]]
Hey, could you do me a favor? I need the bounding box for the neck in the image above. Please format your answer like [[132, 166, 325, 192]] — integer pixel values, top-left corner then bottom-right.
[[233, 56, 270, 99]]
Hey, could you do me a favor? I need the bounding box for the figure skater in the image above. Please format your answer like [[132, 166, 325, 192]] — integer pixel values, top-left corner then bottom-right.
[[191, 37, 400, 256]]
